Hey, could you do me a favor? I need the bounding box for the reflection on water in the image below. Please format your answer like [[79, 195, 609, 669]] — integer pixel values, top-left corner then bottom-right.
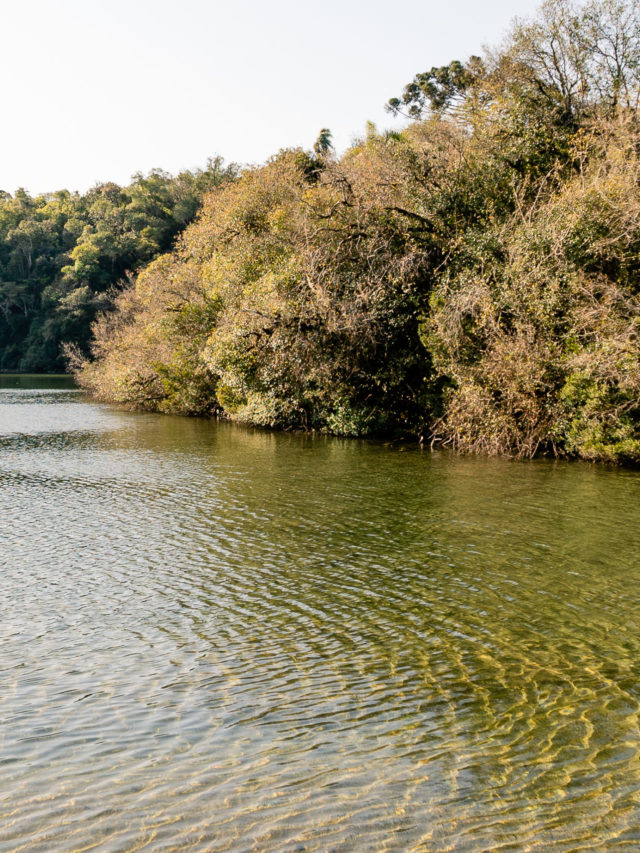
[[1, 379, 640, 851], [0, 373, 76, 390]]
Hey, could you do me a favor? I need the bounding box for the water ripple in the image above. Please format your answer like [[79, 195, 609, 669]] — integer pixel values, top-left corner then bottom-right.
[[1, 386, 640, 850]]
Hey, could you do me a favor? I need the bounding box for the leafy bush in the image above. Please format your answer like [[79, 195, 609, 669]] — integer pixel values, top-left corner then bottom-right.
[[77, 0, 640, 463]]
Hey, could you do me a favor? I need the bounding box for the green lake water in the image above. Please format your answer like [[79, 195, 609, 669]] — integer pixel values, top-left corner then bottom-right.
[[2, 377, 640, 851]]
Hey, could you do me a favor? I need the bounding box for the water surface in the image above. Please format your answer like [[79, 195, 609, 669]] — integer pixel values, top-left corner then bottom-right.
[[2, 379, 640, 851]]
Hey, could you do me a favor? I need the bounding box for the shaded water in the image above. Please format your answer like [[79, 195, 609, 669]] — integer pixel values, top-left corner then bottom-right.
[[2, 379, 640, 851]]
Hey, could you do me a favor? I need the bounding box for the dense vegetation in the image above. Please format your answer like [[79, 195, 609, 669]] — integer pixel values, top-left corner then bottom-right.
[[0, 159, 237, 371], [77, 0, 640, 462]]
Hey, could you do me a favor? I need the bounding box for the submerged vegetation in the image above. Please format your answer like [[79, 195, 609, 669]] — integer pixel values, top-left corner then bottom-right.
[[31, 0, 640, 462]]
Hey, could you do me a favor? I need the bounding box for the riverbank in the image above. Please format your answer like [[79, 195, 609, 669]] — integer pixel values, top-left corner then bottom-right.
[[77, 0, 640, 465]]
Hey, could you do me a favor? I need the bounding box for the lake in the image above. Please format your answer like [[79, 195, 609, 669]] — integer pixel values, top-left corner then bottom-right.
[[1, 376, 640, 851]]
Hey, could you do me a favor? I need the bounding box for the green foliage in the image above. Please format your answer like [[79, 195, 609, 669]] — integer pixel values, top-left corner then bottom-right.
[[324, 400, 382, 438], [79, 145, 435, 435], [426, 118, 640, 461], [560, 373, 640, 462], [77, 0, 640, 463], [313, 128, 333, 156], [0, 157, 237, 372], [387, 58, 484, 117]]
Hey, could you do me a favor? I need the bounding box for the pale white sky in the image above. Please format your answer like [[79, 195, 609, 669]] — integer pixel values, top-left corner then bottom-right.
[[0, 0, 543, 194]]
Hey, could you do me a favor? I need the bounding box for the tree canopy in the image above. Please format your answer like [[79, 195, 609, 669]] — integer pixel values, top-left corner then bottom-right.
[[0, 157, 237, 371], [66, 0, 640, 463]]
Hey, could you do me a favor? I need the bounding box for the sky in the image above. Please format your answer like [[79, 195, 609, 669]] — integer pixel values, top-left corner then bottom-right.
[[0, 0, 543, 195]]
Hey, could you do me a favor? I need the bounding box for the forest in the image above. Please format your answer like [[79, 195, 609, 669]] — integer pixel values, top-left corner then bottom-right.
[[11, 0, 640, 463], [0, 158, 237, 371]]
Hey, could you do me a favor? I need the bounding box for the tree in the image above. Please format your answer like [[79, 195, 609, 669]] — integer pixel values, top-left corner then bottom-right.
[[0, 158, 238, 372]]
